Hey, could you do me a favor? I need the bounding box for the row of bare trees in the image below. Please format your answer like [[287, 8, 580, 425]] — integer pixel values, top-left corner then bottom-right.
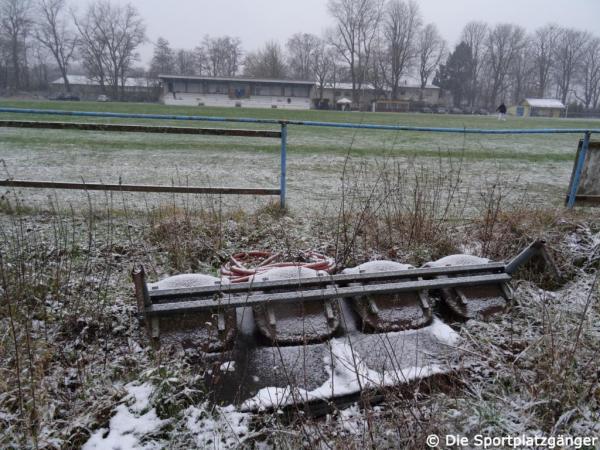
[[148, 0, 447, 107], [150, 0, 599, 111], [149, 35, 243, 80], [1, 0, 598, 110], [0, 0, 146, 99], [436, 22, 600, 110]]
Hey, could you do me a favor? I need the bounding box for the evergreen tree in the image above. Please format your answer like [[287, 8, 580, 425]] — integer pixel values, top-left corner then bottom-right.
[[149, 37, 174, 77], [434, 41, 473, 106]]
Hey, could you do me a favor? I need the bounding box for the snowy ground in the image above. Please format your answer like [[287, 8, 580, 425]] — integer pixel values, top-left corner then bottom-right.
[[0, 123, 582, 213], [1, 198, 598, 449]]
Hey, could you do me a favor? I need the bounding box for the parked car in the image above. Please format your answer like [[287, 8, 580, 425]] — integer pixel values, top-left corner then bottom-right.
[[476, 108, 489, 115], [50, 92, 80, 101], [436, 106, 448, 114], [450, 107, 464, 114], [421, 106, 433, 114], [97, 94, 110, 102]]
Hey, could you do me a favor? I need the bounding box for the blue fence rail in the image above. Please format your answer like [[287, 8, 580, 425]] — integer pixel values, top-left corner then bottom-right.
[[0, 106, 598, 209]]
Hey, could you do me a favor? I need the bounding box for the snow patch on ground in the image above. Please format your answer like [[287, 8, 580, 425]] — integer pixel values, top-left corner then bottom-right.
[[219, 361, 236, 372], [338, 404, 365, 435], [535, 275, 598, 312], [185, 403, 251, 449], [82, 383, 168, 450], [429, 318, 461, 346]]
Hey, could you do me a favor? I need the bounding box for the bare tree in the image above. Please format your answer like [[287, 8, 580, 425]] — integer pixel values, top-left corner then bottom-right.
[[35, 0, 76, 92], [367, 34, 389, 102], [201, 35, 242, 77], [417, 23, 446, 95], [313, 42, 336, 105], [29, 42, 50, 89], [244, 41, 287, 79], [484, 23, 526, 107], [75, 1, 145, 100], [326, 0, 383, 107], [286, 32, 321, 80], [0, 0, 33, 90], [174, 48, 196, 76], [461, 21, 488, 107], [574, 35, 600, 110], [73, 3, 107, 89], [381, 0, 421, 100], [509, 38, 535, 103], [531, 24, 558, 98], [553, 27, 587, 105], [149, 37, 174, 78]]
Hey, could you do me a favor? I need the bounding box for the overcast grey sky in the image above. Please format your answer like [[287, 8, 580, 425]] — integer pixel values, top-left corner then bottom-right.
[[123, 0, 600, 64]]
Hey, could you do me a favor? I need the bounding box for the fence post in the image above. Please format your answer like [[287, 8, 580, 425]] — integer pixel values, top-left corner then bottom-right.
[[280, 122, 287, 209], [567, 131, 591, 209]]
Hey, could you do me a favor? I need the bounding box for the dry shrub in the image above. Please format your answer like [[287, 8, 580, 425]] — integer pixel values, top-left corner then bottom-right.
[[332, 155, 466, 267], [0, 195, 119, 448], [145, 199, 293, 273], [470, 204, 591, 288], [147, 206, 223, 272]]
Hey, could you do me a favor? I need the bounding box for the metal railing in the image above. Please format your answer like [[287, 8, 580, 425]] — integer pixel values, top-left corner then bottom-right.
[[0, 108, 288, 207], [0, 106, 598, 209]]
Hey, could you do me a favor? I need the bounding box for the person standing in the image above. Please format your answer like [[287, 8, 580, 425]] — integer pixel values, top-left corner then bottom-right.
[[496, 102, 507, 120]]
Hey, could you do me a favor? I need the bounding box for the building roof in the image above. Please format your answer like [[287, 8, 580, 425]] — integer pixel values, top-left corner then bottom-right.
[[51, 74, 156, 87], [523, 98, 565, 109], [158, 74, 314, 86], [321, 80, 439, 91]]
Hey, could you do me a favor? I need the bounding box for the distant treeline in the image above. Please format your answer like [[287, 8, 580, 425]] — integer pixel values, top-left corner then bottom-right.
[[1, 0, 598, 111]]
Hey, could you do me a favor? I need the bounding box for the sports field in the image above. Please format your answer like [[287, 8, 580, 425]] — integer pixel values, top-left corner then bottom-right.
[[0, 99, 597, 212]]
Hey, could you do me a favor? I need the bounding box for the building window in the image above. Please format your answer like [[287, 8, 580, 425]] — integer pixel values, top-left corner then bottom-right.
[[294, 86, 309, 97]]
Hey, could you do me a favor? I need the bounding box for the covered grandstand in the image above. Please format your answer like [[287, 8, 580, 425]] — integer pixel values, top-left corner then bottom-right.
[[158, 74, 313, 110]]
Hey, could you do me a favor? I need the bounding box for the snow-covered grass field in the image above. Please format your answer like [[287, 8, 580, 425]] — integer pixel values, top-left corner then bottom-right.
[[1, 99, 598, 212]]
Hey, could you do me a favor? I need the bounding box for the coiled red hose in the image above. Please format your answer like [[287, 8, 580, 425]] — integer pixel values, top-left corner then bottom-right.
[[220, 250, 335, 283]]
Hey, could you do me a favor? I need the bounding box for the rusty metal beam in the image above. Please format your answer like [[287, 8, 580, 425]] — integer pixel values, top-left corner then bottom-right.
[[0, 120, 281, 138], [0, 179, 280, 196], [146, 273, 512, 315]]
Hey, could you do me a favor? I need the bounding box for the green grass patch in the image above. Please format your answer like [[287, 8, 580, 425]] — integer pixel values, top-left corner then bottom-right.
[[1, 98, 599, 130], [0, 98, 593, 164]]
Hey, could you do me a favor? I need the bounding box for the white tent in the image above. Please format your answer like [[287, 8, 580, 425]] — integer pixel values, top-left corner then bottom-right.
[[336, 97, 352, 104]]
